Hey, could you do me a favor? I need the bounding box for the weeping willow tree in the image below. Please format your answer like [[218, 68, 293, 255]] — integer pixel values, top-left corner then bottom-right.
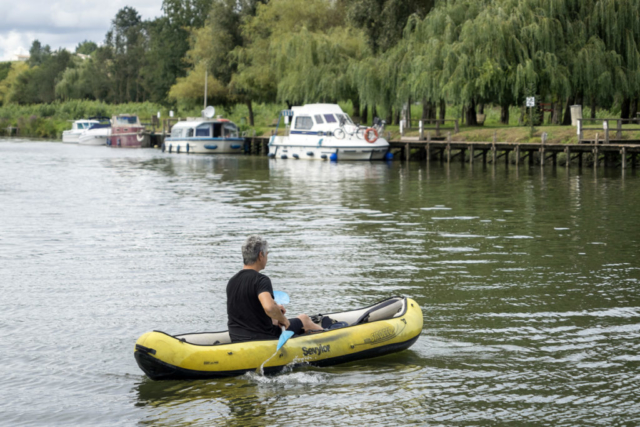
[[232, 0, 370, 119]]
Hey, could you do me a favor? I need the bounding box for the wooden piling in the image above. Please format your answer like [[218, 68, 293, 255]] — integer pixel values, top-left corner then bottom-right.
[[469, 144, 474, 166], [405, 143, 410, 162], [565, 146, 571, 168], [446, 143, 451, 165], [515, 145, 520, 166], [621, 147, 627, 170]]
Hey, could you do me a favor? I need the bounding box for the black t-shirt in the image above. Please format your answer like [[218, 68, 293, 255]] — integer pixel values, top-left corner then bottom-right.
[[226, 269, 280, 342]]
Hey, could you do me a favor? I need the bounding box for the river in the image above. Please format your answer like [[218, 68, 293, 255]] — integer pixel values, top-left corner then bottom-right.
[[1, 139, 639, 425]]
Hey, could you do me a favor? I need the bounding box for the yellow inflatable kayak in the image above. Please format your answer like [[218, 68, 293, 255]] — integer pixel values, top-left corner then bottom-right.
[[135, 297, 423, 380]]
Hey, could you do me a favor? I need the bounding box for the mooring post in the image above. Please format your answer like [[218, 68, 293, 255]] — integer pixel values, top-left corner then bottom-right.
[[617, 119, 622, 139], [565, 146, 571, 168], [482, 149, 487, 165], [426, 142, 430, 162], [515, 145, 520, 166], [492, 145, 497, 165], [469, 144, 474, 166], [493, 131, 497, 144], [593, 144, 599, 170], [505, 149, 510, 167], [446, 143, 451, 165], [405, 143, 410, 162], [578, 151, 583, 168], [552, 151, 557, 166], [454, 119, 459, 134], [461, 148, 466, 164], [419, 120, 424, 141], [436, 121, 441, 137], [621, 147, 627, 170], [448, 131, 451, 144], [529, 150, 534, 166]]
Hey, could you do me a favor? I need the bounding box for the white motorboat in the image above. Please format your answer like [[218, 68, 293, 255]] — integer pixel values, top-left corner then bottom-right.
[[162, 107, 244, 154], [78, 123, 111, 146], [62, 119, 99, 144], [268, 104, 390, 161]]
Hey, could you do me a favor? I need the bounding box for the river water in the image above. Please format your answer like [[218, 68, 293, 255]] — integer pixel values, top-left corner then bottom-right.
[[1, 139, 639, 426]]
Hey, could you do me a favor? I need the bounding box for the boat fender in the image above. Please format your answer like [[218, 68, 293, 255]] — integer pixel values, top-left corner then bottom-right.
[[106, 138, 111, 146], [292, 153, 299, 159], [136, 130, 145, 142], [204, 145, 218, 150], [330, 153, 338, 162], [177, 145, 180, 153], [306, 152, 314, 156], [281, 155, 288, 159], [117, 138, 121, 146], [321, 154, 327, 160], [168, 144, 172, 153], [364, 128, 378, 143], [230, 144, 241, 149], [161, 143, 165, 152], [268, 153, 276, 158], [385, 151, 393, 160], [186, 143, 190, 153]]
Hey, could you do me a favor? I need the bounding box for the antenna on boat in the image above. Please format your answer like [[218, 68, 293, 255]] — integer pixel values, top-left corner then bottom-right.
[[202, 106, 215, 119]]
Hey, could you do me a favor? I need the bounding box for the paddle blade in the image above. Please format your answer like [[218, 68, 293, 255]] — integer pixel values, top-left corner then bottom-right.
[[276, 330, 294, 351], [273, 290, 290, 305]]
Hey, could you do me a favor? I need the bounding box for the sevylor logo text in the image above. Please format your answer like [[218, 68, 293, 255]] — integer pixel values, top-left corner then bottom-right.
[[302, 345, 331, 357]]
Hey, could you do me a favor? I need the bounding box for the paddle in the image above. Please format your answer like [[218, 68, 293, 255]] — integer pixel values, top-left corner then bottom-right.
[[257, 290, 293, 374], [273, 291, 293, 350]]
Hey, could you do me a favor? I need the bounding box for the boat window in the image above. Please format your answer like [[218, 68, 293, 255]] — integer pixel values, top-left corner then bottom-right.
[[195, 124, 211, 137], [314, 115, 324, 124], [171, 127, 183, 138], [77, 123, 86, 129], [223, 123, 239, 138], [116, 116, 138, 125], [323, 114, 337, 123], [187, 128, 194, 137], [295, 116, 314, 130]]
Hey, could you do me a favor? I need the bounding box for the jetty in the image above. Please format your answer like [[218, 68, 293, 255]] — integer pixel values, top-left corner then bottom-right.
[[148, 117, 640, 169]]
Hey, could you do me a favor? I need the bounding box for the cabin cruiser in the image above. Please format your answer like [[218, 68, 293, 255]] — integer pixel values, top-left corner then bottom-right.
[[107, 115, 149, 148], [62, 119, 99, 143], [162, 107, 243, 154], [268, 104, 390, 161], [78, 120, 111, 146]]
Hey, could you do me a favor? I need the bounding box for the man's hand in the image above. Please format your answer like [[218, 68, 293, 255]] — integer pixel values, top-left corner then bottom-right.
[[278, 318, 291, 329], [278, 304, 286, 315]]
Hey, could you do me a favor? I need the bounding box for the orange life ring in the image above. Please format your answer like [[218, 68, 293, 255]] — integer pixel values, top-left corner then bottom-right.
[[364, 128, 378, 143]]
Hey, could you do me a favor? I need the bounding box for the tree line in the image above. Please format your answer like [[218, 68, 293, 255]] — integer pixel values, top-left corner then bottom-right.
[[1, 0, 639, 127]]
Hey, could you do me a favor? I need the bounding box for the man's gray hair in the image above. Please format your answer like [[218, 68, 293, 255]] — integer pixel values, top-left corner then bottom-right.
[[242, 235, 269, 265]]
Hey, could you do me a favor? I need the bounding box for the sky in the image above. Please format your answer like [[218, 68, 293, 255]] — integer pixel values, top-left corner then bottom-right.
[[0, 1, 164, 61]]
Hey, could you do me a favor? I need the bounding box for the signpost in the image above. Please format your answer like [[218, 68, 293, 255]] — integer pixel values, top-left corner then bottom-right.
[[526, 97, 535, 134]]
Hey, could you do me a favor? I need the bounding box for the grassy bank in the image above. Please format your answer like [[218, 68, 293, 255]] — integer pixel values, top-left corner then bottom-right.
[[2, 100, 636, 143]]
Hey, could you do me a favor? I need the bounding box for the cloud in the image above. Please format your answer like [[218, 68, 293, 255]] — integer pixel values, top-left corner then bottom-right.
[[0, 0, 163, 61]]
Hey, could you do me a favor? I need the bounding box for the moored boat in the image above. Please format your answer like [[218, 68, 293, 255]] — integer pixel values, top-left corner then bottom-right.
[[134, 296, 422, 380], [78, 118, 111, 146], [162, 106, 244, 154], [62, 119, 99, 143], [107, 115, 149, 148], [268, 104, 390, 161]]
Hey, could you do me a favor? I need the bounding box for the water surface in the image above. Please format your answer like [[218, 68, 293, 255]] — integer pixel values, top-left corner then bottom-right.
[[1, 140, 639, 425]]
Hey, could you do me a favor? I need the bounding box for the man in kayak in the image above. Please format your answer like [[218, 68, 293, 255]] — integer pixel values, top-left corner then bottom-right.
[[227, 235, 323, 343]]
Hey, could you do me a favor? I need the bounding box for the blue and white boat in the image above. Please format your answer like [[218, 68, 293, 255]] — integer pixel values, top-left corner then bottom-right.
[[269, 104, 390, 161], [162, 107, 244, 154]]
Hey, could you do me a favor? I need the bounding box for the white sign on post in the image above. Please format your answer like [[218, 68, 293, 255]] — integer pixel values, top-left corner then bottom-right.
[[526, 97, 535, 107]]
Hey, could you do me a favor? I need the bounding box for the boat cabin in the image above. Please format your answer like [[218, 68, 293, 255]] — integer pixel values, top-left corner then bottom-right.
[[277, 104, 356, 136], [170, 119, 239, 139], [113, 115, 142, 127], [71, 120, 99, 131]]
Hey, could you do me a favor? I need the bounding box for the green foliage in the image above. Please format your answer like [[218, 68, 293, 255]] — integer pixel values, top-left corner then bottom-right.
[[76, 40, 98, 55]]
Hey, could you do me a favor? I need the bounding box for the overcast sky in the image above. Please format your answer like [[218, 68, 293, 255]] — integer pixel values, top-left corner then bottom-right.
[[0, 1, 164, 61]]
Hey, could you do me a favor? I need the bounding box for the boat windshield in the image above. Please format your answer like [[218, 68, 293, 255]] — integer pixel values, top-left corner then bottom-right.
[[115, 116, 139, 125]]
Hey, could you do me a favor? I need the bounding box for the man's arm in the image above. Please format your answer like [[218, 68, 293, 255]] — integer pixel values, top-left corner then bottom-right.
[[258, 292, 290, 328]]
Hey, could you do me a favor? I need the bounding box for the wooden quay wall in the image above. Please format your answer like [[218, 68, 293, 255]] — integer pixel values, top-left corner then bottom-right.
[[390, 133, 640, 170]]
